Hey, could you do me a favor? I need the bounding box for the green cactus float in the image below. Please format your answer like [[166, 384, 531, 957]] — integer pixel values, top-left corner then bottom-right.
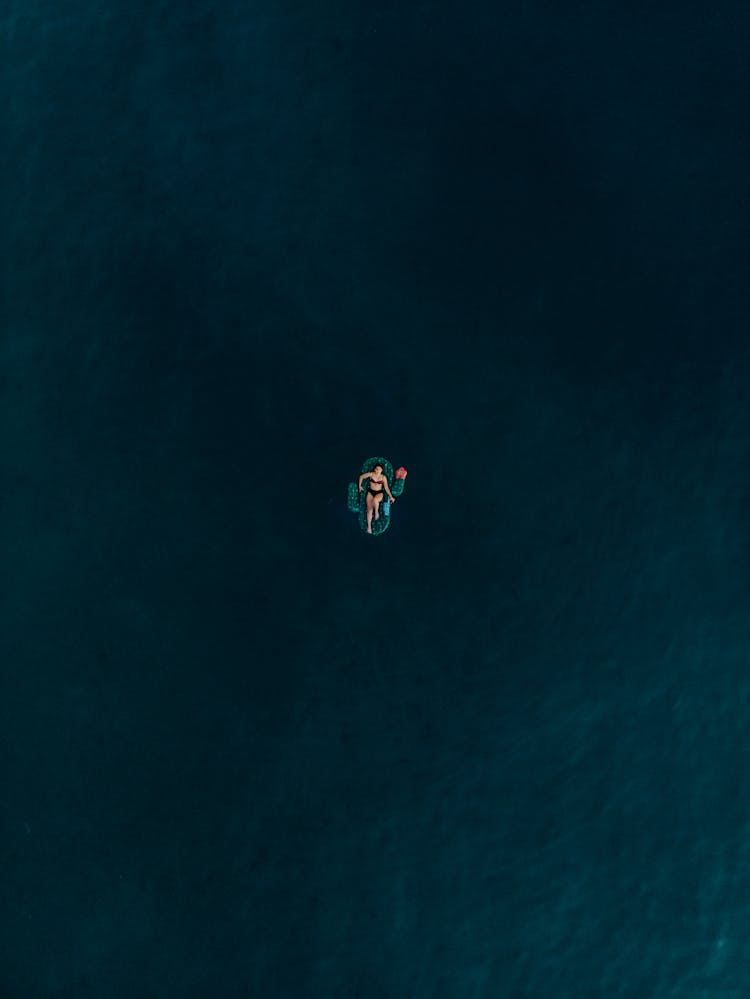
[[347, 457, 408, 536]]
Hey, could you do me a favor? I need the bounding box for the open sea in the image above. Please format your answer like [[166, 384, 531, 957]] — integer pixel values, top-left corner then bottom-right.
[[3, 1, 750, 996]]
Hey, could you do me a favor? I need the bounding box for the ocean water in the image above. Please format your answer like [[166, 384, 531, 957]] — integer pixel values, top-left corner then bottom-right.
[[3, 1, 750, 996]]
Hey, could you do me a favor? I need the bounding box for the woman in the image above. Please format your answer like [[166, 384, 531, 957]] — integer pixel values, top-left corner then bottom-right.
[[358, 463, 396, 534]]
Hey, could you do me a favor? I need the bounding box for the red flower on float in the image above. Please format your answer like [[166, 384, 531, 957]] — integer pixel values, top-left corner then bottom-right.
[[395, 467, 408, 479]]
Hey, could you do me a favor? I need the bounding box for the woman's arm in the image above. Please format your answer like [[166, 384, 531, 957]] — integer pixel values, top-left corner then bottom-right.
[[384, 476, 395, 500], [358, 472, 371, 490]]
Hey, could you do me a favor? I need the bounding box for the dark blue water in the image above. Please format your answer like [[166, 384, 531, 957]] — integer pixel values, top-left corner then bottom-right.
[[4, 2, 750, 996]]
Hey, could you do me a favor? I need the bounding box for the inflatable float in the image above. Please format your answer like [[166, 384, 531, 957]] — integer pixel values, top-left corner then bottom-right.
[[347, 457, 408, 536]]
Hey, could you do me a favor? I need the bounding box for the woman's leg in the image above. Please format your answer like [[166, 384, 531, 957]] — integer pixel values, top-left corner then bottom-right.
[[373, 493, 384, 520], [365, 491, 374, 534]]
